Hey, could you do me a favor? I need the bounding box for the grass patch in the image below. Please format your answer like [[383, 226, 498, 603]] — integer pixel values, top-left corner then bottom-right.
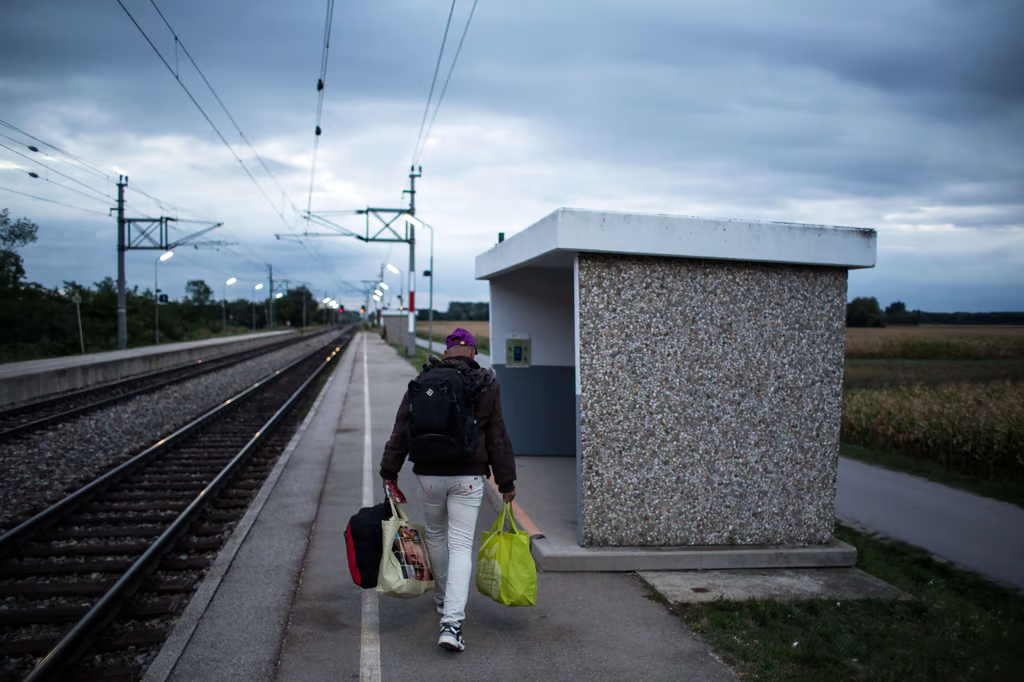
[[389, 341, 434, 372], [845, 326, 1024, 360], [844, 359, 1024, 389], [416, 331, 491, 356], [674, 524, 1024, 681], [840, 443, 1024, 509]]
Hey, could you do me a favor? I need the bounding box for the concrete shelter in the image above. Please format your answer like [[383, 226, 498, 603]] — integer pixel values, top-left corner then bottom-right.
[[476, 208, 877, 549]]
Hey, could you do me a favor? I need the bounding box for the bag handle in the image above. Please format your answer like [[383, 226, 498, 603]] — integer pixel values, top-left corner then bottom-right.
[[388, 496, 409, 522], [501, 502, 521, 533]]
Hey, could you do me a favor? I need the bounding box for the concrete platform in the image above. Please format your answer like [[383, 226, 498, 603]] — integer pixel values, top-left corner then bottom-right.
[[0, 330, 298, 407], [482, 457, 857, 572], [145, 333, 735, 682], [639, 567, 909, 604]]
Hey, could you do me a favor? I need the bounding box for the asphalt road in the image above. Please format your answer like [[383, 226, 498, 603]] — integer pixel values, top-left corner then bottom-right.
[[836, 457, 1024, 591]]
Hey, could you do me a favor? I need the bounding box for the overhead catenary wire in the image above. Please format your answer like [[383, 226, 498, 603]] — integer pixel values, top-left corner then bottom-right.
[[305, 0, 337, 215], [0, 120, 185, 217], [415, 0, 479, 167], [0, 185, 110, 217], [411, 0, 458, 166], [115, 0, 294, 232], [38, 176, 116, 206], [0, 119, 117, 184], [129, 0, 348, 295], [146, 0, 294, 210], [0, 130, 114, 188], [115, 1, 348, 298], [0, 141, 113, 203]]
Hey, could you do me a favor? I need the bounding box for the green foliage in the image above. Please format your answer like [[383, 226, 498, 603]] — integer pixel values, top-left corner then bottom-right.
[[0, 208, 338, 363], [185, 279, 213, 305], [884, 300, 921, 326], [416, 301, 489, 322], [673, 524, 1024, 681], [0, 208, 39, 290], [0, 208, 38, 250], [844, 359, 1024, 389], [842, 382, 1024, 480], [846, 297, 886, 327]]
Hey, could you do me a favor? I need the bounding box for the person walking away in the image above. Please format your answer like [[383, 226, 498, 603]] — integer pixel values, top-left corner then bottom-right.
[[380, 327, 517, 652]]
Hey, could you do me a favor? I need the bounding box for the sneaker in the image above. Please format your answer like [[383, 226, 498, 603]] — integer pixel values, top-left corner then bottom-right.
[[434, 595, 444, 615], [438, 621, 465, 652]]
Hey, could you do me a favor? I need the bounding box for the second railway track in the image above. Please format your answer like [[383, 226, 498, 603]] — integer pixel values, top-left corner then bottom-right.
[[0, 327, 357, 681], [0, 333, 317, 442]]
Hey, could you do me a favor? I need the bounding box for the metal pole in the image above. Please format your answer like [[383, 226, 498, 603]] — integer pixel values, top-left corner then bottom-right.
[[252, 296, 256, 332], [74, 297, 84, 354], [429, 223, 434, 352], [154, 256, 159, 344], [222, 282, 227, 334], [407, 222, 416, 358], [116, 176, 127, 350], [268, 264, 274, 329]]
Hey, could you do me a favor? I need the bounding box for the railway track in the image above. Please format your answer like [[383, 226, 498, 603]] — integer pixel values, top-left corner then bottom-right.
[[0, 328, 357, 681], [0, 333, 319, 442]]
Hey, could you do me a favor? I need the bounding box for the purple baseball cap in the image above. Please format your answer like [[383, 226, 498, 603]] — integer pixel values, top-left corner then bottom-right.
[[445, 328, 476, 349]]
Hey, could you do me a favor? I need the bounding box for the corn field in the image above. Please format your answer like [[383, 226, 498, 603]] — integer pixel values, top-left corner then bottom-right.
[[842, 382, 1024, 479], [845, 327, 1024, 360]]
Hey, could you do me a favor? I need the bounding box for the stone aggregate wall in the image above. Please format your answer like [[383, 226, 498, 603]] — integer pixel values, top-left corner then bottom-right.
[[576, 253, 848, 546]]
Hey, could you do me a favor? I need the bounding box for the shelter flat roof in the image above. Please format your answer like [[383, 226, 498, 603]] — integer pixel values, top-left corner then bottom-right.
[[475, 208, 877, 280]]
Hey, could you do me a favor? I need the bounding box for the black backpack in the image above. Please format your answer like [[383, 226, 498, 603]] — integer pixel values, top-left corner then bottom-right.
[[407, 366, 478, 463]]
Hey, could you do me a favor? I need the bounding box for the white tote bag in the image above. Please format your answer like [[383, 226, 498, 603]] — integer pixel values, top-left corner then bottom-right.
[[375, 498, 434, 598]]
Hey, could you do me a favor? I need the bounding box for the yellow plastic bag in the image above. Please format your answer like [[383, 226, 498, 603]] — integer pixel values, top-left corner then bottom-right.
[[476, 502, 537, 607], [376, 498, 434, 599]]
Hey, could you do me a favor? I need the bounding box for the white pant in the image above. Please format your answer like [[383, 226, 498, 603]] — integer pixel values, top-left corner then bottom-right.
[[416, 475, 484, 624]]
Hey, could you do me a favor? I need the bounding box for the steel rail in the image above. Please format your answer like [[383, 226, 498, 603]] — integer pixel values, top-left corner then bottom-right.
[[0, 334, 342, 557], [0, 333, 317, 442], [17, 334, 351, 681]]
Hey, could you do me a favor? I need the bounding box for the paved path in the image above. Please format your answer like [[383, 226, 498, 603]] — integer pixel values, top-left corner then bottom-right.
[[836, 457, 1024, 590]]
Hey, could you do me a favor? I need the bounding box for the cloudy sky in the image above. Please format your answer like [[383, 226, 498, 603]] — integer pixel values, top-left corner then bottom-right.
[[1, 0, 1021, 313]]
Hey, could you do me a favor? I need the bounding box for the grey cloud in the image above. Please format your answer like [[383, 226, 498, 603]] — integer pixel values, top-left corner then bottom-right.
[[3, 0, 1023, 312]]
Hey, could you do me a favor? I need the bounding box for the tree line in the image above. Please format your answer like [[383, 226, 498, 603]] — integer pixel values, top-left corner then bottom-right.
[[0, 208, 349, 363], [847, 297, 1024, 327], [416, 301, 489, 322]]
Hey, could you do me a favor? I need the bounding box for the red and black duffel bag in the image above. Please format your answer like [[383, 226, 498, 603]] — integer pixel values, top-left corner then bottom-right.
[[345, 501, 392, 588]]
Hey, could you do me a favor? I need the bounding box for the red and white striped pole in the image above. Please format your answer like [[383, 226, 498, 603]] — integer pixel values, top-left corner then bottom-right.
[[407, 220, 416, 358]]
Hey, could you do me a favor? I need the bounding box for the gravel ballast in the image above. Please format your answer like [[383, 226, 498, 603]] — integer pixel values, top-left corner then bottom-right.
[[0, 332, 338, 534]]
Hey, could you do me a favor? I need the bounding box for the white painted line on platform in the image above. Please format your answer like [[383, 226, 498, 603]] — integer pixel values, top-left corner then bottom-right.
[[360, 334, 382, 682]]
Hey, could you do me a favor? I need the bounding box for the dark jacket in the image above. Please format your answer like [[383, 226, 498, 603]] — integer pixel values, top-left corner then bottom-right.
[[380, 355, 517, 493]]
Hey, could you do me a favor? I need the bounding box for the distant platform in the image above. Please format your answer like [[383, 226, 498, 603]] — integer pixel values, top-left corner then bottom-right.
[[0, 330, 296, 407]]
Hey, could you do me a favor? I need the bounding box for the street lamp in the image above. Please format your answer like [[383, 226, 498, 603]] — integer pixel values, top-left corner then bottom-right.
[[154, 250, 173, 344], [275, 292, 284, 299], [223, 277, 237, 334], [386, 263, 400, 274], [253, 283, 264, 332]]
